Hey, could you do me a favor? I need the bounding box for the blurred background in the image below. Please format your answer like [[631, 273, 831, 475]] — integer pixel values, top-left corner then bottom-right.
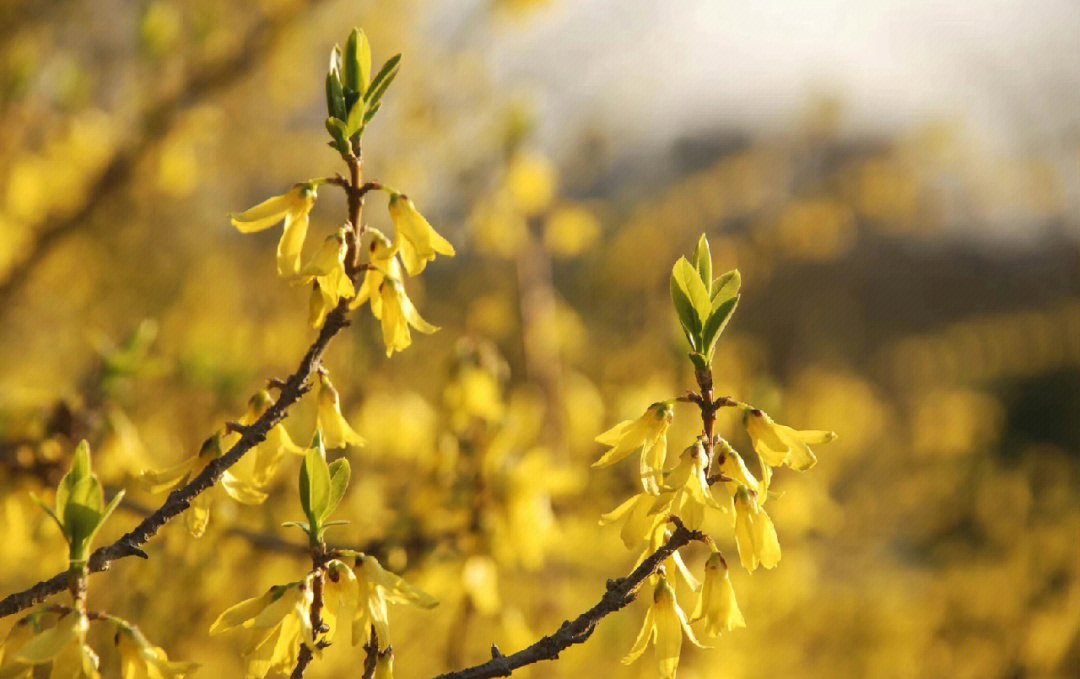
[[1, 1, 1078, 677]]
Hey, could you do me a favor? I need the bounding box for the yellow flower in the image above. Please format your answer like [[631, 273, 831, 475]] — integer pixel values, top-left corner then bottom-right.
[[744, 408, 835, 472], [351, 554, 438, 650], [376, 278, 439, 358], [316, 373, 365, 449], [733, 487, 781, 571], [601, 491, 669, 550], [656, 442, 722, 531], [622, 577, 707, 679], [387, 192, 455, 276], [593, 402, 674, 494], [115, 622, 199, 679], [141, 433, 267, 536], [321, 560, 359, 646], [209, 582, 313, 679], [230, 183, 318, 277], [350, 230, 401, 315], [691, 553, 745, 639], [299, 229, 356, 328], [5, 612, 99, 679], [235, 390, 306, 487]]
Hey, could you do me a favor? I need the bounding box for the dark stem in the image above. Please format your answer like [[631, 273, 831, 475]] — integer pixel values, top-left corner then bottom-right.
[[429, 522, 705, 679]]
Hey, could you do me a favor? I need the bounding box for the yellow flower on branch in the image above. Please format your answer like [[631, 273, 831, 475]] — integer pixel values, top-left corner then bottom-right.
[[230, 183, 317, 277], [600, 491, 668, 551], [350, 230, 401, 316], [387, 192, 455, 276], [209, 582, 313, 679], [235, 390, 305, 487], [350, 554, 438, 650], [114, 621, 199, 679], [299, 228, 356, 328], [376, 278, 439, 358], [656, 441, 722, 531], [733, 487, 781, 571], [744, 408, 836, 473], [622, 577, 708, 679], [320, 560, 359, 646], [593, 402, 674, 494], [691, 553, 745, 640], [5, 612, 99, 679], [315, 373, 365, 449]]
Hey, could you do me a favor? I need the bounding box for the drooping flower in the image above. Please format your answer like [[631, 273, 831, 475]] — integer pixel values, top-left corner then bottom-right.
[[350, 230, 401, 316], [4, 611, 99, 679], [656, 441, 722, 530], [209, 582, 313, 679], [691, 553, 745, 640], [600, 491, 668, 551], [114, 620, 199, 679], [375, 278, 439, 358], [230, 183, 318, 277], [320, 560, 360, 646], [387, 192, 455, 276], [299, 228, 356, 328], [315, 373, 365, 449], [593, 402, 674, 494], [732, 487, 781, 571], [234, 390, 306, 487], [744, 408, 836, 473], [622, 577, 708, 679], [350, 554, 438, 650]]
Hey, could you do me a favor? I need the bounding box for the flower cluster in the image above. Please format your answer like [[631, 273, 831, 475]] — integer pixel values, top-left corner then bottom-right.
[[594, 235, 836, 679]]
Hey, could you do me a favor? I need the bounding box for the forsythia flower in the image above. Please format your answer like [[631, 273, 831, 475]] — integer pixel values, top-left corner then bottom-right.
[[691, 553, 745, 639], [350, 554, 438, 650], [3, 612, 99, 679], [622, 577, 707, 679], [230, 183, 318, 277], [733, 487, 781, 571], [141, 433, 266, 536], [234, 390, 305, 487], [657, 442, 722, 530], [350, 231, 400, 316], [593, 402, 674, 494], [114, 622, 199, 679], [600, 491, 667, 551], [320, 560, 359, 645], [376, 278, 438, 358], [744, 408, 836, 474], [387, 192, 455, 276], [209, 582, 313, 679], [315, 373, 365, 449], [299, 228, 356, 328]]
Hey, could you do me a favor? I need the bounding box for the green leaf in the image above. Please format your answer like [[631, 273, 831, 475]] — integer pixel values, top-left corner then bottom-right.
[[56, 440, 92, 517], [670, 268, 700, 347], [711, 269, 740, 305], [362, 101, 381, 125], [299, 442, 331, 531], [363, 54, 400, 107], [30, 492, 64, 533], [325, 69, 346, 121], [63, 501, 103, 561], [691, 235, 712, 294], [282, 520, 312, 535], [325, 118, 350, 154], [81, 489, 124, 556], [701, 294, 739, 360], [342, 28, 371, 94], [344, 98, 366, 139], [323, 458, 351, 522], [672, 257, 711, 321]]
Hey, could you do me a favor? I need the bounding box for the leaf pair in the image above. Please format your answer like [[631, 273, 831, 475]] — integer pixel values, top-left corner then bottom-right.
[[32, 441, 124, 563], [288, 432, 351, 546], [325, 28, 401, 153], [669, 235, 740, 369]]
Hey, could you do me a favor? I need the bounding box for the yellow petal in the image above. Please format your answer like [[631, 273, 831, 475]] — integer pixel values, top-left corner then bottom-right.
[[210, 590, 275, 635], [229, 194, 292, 232], [620, 606, 654, 665]]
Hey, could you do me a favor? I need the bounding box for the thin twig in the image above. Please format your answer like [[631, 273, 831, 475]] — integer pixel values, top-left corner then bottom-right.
[[430, 522, 705, 679], [0, 301, 352, 619]]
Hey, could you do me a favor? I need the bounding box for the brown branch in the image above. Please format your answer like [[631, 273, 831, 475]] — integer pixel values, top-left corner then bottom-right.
[[430, 522, 705, 679], [0, 300, 352, 619], [0, 0, 328, 304], [290, 559, 328, 679]]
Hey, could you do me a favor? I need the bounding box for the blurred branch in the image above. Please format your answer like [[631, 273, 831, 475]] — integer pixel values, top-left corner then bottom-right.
[[0, 299, 352, 620], [431, 521, 706, 679], [0, 0, 328, 304]]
